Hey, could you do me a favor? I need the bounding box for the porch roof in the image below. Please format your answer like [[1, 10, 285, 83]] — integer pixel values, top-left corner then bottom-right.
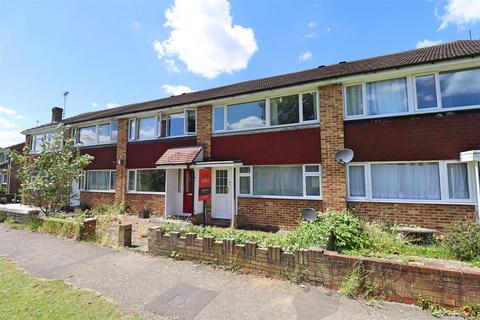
[[155, 145, 203, 167]]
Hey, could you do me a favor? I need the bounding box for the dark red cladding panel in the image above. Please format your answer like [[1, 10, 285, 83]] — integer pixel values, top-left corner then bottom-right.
[[127, 137, 197, 168], [81, 146, 116, 170], [345, 110, 480, 161], [211, 127, 321, 165]]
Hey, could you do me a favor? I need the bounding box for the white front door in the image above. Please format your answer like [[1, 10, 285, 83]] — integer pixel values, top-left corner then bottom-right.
[[70, 180, 80, 207], [211, 168, 233, 219]]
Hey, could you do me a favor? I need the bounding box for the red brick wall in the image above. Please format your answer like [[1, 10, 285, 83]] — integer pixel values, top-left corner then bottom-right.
[[125, 193, 165, 216], [319, 84, 347, 211], [80, 192, 115, 208], [126, 137, 197, 168], [211, 127, 321, 165], [237, 197, 322, 230], [197, 105, 212, 160], [348, 201, 476, 230], [345, 109, 480, 161], [81, 146, 117, 170]]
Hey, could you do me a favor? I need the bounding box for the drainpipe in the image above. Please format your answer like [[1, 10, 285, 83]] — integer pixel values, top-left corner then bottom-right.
[[475, 161, 480, 223]]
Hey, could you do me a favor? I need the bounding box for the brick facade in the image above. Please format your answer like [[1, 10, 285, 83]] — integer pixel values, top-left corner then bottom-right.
[[237, 197, 323, 230], [319, 84, 347, 211], [124, 193, 165, 216], [196, 105, 212, 160], [349, 201, 477, 231], [80, 191, 115, 208], [115, 118, 128, 204]]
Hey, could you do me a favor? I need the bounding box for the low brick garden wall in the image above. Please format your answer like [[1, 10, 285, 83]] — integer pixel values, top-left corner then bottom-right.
[[148, 227, 480, 308]]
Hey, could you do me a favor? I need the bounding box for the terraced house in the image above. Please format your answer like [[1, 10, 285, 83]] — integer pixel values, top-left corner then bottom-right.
[[0, 142, 24, 198], [22, 40, 480, 230]]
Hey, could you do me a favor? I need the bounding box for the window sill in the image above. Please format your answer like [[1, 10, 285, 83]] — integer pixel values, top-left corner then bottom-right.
[[238, 194, 322, 201], [213, 122, 320, 136], [347, 198, 475, 205], [79, 142, 117, 149], [128, 135, 196, 143], [80, 190, 115, 193], [344, 104, 480, 121], [126, 191, 165, 195]]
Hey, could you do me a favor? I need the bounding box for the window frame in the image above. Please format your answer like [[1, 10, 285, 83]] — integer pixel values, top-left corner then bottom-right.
[[344, 66, 480, 120], [236, 164, 322, 199], [76, 122, 118, 146], [126, 168, 166, 194], [346, 160, 475, 204], [213, 91, 320, 133], [31, 131, 61, 153], [80, 170, 116, 193]]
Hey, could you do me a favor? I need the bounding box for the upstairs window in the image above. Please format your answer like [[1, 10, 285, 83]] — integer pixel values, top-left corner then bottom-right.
[[77, 122, 117, 146], [440, 68, 480, 108], [345, 78, 408, 117], [128, 109, 196, 141], [31, 132, 60, 152], [345, 67, 480, 119], [214, 91, 318, 132]]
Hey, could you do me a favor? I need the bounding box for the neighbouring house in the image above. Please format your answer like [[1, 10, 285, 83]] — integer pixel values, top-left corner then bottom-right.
[[21, 40, 480, 230], [0, 142, 25, 197]]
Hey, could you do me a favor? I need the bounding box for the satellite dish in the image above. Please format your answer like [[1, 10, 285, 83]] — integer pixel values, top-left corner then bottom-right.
[[335, 148, 354, 164], [301, 208, 318, 221]]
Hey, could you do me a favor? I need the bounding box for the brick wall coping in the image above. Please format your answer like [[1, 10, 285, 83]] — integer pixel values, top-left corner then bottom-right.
[[148, 227, 480, 308]]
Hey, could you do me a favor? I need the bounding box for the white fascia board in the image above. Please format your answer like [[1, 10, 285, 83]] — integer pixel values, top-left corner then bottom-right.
[[460, 150, 480, 162]]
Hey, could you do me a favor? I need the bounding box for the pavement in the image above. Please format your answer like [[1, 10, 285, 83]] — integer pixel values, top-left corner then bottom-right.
[[0, 224, 458, 320]]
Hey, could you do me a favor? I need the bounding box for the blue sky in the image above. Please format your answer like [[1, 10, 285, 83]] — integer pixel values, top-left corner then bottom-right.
[[1, 0, 480, 147]]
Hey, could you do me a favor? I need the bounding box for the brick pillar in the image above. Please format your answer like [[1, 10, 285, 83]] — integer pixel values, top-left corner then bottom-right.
[[319, 84, 347, 211], [196, 105, 212, 160], [115, 118, 128, 204]]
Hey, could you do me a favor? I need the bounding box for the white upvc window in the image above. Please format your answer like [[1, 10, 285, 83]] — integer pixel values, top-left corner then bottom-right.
[[346, 161, 475, 204], [213, 91, 319, 133], [31, 131, 61, 153], [237, 164, 322, 199], [129, 109, 196, 141], [344, 66, 480, 120], [81, 170, 116, 192], [77, 121, 118, 146], [127, 168, 166, 194]]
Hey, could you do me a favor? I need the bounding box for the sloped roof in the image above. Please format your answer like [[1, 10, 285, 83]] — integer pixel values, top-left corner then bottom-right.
[[25, 40, 480, 132], [155, 146, 203, 166]]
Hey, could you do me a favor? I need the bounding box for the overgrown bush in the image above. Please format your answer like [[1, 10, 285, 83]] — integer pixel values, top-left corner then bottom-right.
[[159, 210, 369, 253], [38, 217, 82, 239], [443, 221, 480, 262]]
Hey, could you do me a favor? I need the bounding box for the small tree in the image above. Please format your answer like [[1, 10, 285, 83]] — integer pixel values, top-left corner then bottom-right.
[[11, 126, 93, 215]]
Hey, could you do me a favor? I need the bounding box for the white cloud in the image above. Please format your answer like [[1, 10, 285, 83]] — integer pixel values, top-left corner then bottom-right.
[[133, 21, 141, 29], [162, 84, 194, 96], [308, 21, 317, 28], [0, 105, 24, 119], [152, 0, 258, 79], [228, 116, 264, 130], [106, 103, 119, 109], [0, 130, 24, 148], [0, 118, 15, 129], [165, 59, 180, 73], [416, 39, 443, 48], [438, 0, 480, 30], [326, 27, 331, 32], [91, 102, 120, 109], [304, 31, 316, 39], [298, 51, 313, 62]]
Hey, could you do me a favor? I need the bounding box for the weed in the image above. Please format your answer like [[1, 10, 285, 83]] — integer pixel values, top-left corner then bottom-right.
[[417, 295, 451, 317], [289, 267, 307, 285], [169, 251, 186, 260], [339, 265, 363, 298]]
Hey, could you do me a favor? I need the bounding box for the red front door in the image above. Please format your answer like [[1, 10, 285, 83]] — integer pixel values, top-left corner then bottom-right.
[[183, 169, 194, 214]]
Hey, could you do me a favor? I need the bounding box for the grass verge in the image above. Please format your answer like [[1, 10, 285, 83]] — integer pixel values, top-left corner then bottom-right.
[[0, 256, 140, 320]]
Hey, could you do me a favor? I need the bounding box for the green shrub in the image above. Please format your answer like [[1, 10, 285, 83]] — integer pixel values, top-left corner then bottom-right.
[[39, 218, 82, 239], [443, 221, 480, 262], [25, 217, 42, 232]]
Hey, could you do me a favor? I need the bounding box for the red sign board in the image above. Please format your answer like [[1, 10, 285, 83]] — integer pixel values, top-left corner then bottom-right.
[[198, 168, 212, 201]]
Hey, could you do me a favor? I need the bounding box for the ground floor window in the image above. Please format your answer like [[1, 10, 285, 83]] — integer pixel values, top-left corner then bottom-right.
[[238, 164, 321, 198], [127, 169, 165, 193], [347, 161, 474, 203], [81, 170, 116, 191]]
